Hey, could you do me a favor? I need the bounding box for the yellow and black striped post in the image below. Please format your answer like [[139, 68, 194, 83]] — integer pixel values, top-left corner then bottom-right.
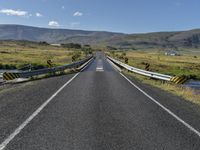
[[3, 72, 20, 81], [145, 63, 150, 71], [170, 76, 188, 84], [47, 60, 53, 68]]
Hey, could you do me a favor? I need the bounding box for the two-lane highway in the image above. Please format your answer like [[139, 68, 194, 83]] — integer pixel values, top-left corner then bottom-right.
[[0, 52, 200, 149]]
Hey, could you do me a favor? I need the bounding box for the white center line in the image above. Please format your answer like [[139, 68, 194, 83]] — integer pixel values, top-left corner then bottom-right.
[[96, 59, 104, 72]]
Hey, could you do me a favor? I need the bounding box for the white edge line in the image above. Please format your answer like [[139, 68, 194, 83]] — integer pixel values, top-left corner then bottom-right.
[[0, 57, 94, 150], [0, 75, 81, 150], [119, 72, 200, 138], [0, 73, 79, 150], [78, 57, 94, 71], [107, 58, 121, 72]]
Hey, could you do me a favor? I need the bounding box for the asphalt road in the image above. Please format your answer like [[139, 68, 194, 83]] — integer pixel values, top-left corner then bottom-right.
[[0, 52, 200, 149]]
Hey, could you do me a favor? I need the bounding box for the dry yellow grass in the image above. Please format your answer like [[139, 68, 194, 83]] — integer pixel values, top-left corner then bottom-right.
[[107, 49, 200, 105], [124, 70, 200, 105], [112, 50, 200, 80], [0, 41, 84, 67]]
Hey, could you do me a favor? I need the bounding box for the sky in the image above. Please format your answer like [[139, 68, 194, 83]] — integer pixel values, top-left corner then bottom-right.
[[0, 0, 200, 33]]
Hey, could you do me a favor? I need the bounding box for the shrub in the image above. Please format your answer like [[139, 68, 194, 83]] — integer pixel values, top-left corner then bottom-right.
[[61, 43, 82, 49], [72, 51, 81, 62]]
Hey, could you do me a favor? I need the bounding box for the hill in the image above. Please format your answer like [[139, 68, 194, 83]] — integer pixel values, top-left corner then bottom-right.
[[1, 24, 200, 49], [0, 24, 122, 45], [104, 30, 200, 49]]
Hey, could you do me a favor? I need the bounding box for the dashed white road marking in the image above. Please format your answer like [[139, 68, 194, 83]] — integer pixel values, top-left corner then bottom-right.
[[96, 59, 104, 72]]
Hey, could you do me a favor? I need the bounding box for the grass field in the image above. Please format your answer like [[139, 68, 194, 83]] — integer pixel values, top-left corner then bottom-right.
[[109, 49, 200, 80], [124, 70, 200, 105], [107, 49, 200, 105], [0, 40, 84, 69]]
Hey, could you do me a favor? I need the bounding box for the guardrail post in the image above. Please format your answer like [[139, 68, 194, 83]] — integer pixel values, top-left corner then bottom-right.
[[125, 57, 128, 64], [2, 56, 93, 81], [145, 63, 150, 71]]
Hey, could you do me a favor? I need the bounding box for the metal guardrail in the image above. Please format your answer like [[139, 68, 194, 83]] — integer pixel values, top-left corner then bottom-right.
[[107, 56, 172, 81], [3, 56, 93, 81], [0, 73, 3, 83], [107, 56, 188, 84]]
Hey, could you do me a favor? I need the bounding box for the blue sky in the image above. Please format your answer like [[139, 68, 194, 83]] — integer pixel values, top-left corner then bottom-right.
[[0, 0, 199, 33]]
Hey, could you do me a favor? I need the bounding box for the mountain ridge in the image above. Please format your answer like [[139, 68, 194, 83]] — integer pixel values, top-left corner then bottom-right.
[[1, 24, 200, 49]]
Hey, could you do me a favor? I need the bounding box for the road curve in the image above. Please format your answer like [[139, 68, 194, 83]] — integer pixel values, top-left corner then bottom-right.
[[0, 52, 200, 150]]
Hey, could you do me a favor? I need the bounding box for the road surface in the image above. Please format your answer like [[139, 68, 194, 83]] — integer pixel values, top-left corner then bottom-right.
[[0, 52, 200, 150]]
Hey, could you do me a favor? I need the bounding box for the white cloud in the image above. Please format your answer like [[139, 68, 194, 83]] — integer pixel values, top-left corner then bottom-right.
[[36, 12, 43, 17], [61, 6, 65, 9], [48, 21, 60, 27], [73, 11, 83, 17], [0, 9, 28, 17]]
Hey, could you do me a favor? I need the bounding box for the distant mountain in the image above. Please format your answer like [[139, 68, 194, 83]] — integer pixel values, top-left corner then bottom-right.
[[106, 30, 200, 49], [0, 24, 123, 45], [1, 24, 200, 49], [60, 29, 200, 49]]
